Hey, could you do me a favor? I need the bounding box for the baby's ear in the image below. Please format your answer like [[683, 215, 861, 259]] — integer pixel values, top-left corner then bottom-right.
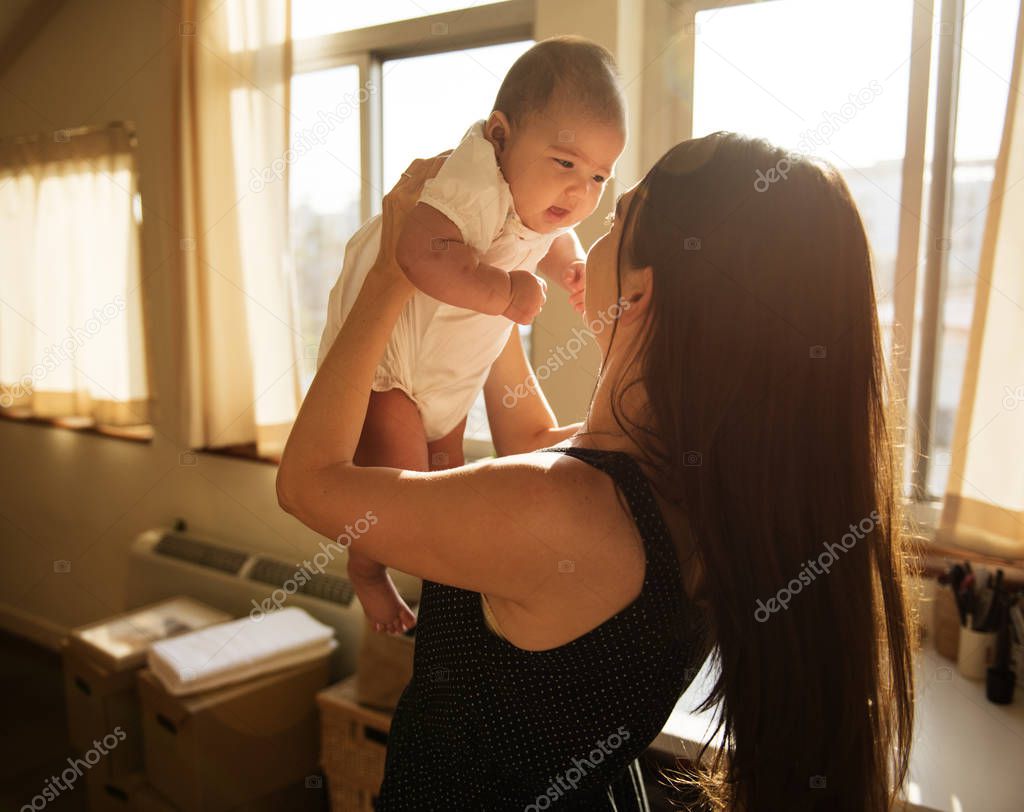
[[484, 111, 511, 152]]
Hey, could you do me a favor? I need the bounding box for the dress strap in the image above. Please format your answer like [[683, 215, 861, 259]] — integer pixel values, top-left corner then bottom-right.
[[536, 446, 654, 519]]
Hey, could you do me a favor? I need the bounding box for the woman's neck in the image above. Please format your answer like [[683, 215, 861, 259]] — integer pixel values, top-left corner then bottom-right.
[[577, 353, 650, 457]]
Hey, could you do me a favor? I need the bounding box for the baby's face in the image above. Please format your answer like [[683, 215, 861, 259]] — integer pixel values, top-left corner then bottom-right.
[[495, 109, 626, 234]]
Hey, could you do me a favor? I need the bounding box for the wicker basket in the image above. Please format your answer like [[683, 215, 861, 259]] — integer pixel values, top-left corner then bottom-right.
[[356, 616, 415, 712], [317, 675, 393, 811], [328, 787, 377, 812]]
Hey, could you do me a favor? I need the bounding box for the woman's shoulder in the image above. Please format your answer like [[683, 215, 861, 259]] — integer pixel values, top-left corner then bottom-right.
[[468, 446, 632, 539], [472, 447, 649, 647], [501, 445, 707, 609], [474, 446, 620, 506]]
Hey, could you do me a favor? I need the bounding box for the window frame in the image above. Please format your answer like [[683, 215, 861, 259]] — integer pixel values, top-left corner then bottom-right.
[[292, 0, 534, 221]]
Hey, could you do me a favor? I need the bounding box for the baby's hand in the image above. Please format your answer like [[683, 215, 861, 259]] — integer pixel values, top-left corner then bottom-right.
[[563, 260, 586, 315], [502, 270, 547, 325]]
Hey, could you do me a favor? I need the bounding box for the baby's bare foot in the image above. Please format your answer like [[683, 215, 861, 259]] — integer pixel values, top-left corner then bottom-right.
[[350, 568, 417, 634]]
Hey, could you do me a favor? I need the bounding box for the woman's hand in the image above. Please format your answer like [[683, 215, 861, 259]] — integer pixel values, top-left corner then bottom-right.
[[371, 152, 451, 288]]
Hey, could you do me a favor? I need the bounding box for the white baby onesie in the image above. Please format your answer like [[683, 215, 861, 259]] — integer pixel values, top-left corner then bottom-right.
[[317, 120, 570, 442]]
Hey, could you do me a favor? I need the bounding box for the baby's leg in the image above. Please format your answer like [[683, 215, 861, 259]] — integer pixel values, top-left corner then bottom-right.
[[349, 389, 428, 634], [354, 388, 430, 470]]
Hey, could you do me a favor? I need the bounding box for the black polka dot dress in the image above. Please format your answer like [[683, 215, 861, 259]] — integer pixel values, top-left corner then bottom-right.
[[374, 446, 711, 811]]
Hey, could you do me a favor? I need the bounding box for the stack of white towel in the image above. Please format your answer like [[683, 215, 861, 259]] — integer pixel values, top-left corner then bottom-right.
[[147, 607, 337, 696]]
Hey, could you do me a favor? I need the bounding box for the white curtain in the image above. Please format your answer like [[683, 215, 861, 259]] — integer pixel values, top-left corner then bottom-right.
[[176, 0, 300, 458], [0, 126, 150, 426], [937, 0, 1024, 561]]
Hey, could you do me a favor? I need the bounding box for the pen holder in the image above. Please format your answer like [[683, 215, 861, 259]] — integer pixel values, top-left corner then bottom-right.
[[986, 665, 1016, 704], [957, 626, 997, 680], [932, 585, 960, 661]]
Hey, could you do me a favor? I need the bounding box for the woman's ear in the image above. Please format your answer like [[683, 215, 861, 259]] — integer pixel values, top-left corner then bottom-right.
[[484, 111, 512, 154], [618, 266, 654, 324]]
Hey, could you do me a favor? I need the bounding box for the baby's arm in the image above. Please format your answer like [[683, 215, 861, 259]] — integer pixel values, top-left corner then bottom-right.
[[537, 229, 584, 283], [396, 203, 545, 323], [537, 230, 586, 314]]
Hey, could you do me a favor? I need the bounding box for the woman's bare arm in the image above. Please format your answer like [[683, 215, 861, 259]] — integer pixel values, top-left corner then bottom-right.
[[278, 155, 592, 600], [482, 324, 583, 456]]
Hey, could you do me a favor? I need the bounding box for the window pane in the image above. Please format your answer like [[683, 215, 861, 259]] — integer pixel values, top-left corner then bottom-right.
[[382, 40, 533, 188], [928, 0, 1021, 496], [693, 0, 915, 364], [0, 142, 149, 425], [289, 65, 363, 393], [293, 1, 511, 39], [382, 40, 534, 441]]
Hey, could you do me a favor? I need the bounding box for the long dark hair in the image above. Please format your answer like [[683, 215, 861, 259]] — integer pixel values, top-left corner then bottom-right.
[[603, 132, 917, 810]]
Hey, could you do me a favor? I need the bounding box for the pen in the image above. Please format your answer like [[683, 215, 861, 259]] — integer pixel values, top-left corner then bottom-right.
[[981, 570, 1004, 632], [959, 572, 976, 627]]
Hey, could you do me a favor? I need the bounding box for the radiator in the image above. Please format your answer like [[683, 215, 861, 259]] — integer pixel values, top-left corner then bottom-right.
[[126, 526, 420, 680]]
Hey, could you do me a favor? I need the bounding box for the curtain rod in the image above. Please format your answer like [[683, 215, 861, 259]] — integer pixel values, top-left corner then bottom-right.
[[0, 120, 137, 147]]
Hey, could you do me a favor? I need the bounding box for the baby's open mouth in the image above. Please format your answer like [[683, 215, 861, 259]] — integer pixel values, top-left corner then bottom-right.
[[545, 205, 570, 221]]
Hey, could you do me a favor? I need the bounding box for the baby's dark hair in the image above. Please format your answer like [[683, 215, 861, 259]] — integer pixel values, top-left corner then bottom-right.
[[492, 35, 625, 131]]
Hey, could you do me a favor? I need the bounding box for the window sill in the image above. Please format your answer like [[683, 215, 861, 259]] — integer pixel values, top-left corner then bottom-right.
[[905, 497, 1024, 578], [196, 443, 281, 466], [0, 409, 154, 443]]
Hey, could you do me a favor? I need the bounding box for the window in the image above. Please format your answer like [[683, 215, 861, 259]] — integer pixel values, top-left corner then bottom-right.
[[380, 41, 534, 440], [928, 0, 1020, 496], [289, 65, 363, 392], [289, 1, 533, 450], [677, 0, 1020, 504], [0, 124, 152, 438], [691, 0, 914, 362], [381, 42, 533, 190]]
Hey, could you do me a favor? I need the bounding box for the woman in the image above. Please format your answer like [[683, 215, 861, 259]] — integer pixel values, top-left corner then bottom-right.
[[277, 132, 916, 811]]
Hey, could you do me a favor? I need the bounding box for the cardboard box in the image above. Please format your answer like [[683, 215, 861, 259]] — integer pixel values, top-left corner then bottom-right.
[[69, 597, 232, 673], [131, 782, 178, 811], [138, 656, 329, 811], [83, 770, 159, 811], [61, 641, 143, 779], [62, 598, 231, 782]]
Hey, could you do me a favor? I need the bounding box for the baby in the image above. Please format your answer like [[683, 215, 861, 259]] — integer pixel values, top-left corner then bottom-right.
[[316, 35, 627, 632]]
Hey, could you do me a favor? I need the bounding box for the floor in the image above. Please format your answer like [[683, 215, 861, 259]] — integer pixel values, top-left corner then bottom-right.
[[0, 629, 695, 811], [1, 630, 88, 811]]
